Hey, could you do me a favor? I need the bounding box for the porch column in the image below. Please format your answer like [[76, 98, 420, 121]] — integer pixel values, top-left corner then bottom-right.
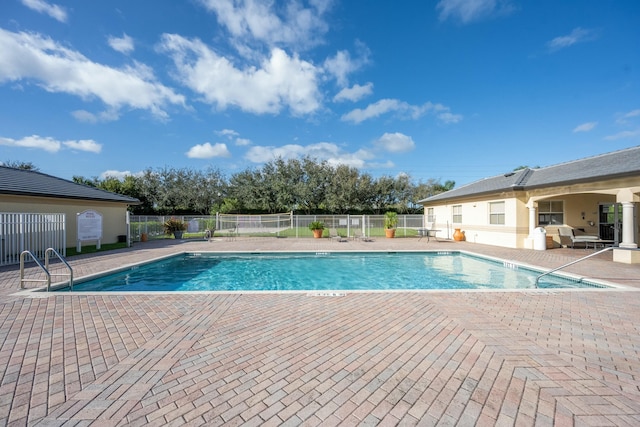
[[619, 202, 637, 249], [527, 205, 537, 237]]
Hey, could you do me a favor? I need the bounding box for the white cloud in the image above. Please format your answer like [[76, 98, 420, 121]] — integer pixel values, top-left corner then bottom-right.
[[374, 132, 415, 153], [159, 34, 321, 115], [21, 0, 67, 23], [326, 149, 378, 169], [0, 134, 101, 153], [341, 99, 462, 124], [604, 130, 640, 141], [63, 139, 102, 153], [197, 0, 331, 49], [616, 109, 640, 124], [100, 170, 142, 180], [216, 129, 240, 138], [323, 44, 371, 87], [0, 135, 60, 152], [186, 142, 231, 158], [436, 111, 463, 124], [214, 129, 251, 146], [0, 29, 186, 120], [341, 99, 403, 123], [333, 83, 373, 103], [108, 34, 135, 54], [245, 142, 377, 168], [71, 109, 120, 123], [436, 0, 514, 24], [547, 27, 598, 51], [573, 122, 597, 133]]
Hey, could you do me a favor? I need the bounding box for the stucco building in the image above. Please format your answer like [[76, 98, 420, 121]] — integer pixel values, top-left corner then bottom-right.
[[419, 146, 640, 264], [1, 166, 139, 261]]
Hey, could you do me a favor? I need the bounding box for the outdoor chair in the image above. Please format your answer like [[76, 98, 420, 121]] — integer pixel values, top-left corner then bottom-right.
[[557, 226, 598, 248], [226, 225, 237, 241], [352, 229, 373, 242], [329, 228, 347, 242]]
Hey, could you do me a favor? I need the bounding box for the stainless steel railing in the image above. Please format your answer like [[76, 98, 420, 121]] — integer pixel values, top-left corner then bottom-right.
[[534, 246, 615, 288]]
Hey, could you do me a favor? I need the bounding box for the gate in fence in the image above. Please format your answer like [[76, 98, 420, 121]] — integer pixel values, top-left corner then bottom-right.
[[129, 213, 426, 241], [0, 213, 66, 266]]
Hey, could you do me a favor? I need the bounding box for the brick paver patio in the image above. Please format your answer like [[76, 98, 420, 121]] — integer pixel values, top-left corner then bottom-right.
[[1, 237, 639, 425]]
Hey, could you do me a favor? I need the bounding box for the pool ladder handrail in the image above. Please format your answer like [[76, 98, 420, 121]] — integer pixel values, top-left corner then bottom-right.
[[20, 248, 73, 292], [534, 246, 615, 288]]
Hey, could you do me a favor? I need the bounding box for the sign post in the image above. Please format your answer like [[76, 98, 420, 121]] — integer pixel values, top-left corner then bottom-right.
[[77, 210, 103, 252]]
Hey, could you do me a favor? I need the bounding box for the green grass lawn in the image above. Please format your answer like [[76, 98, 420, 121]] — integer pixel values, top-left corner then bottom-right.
[[66, 242, 128, 257], [67, 226, 421, 256]]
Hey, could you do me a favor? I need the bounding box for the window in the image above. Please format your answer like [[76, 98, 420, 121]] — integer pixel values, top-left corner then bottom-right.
[[538, 200, 563, 225], [427, 208, 435, 223], [452, 205, 462, 223], [489, 202, 505, 225]]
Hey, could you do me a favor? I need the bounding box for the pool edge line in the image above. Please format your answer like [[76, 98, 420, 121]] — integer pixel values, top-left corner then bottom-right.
[[14, 249, 633, 296]]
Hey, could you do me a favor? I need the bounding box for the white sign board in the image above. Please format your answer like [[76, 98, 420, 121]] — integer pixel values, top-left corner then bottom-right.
[[77, 210, 102, 251]]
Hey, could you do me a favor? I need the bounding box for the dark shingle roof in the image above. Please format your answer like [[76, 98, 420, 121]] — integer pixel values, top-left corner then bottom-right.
[[0, 166, 140, 204], [421, 145, 640, 203]]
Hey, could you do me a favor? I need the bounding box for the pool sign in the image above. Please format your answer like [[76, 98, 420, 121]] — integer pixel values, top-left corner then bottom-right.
[[77, 210, 102, 252]]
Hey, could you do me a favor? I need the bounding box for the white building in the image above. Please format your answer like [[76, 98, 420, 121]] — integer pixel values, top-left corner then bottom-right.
[[419, 146, 640, 264]]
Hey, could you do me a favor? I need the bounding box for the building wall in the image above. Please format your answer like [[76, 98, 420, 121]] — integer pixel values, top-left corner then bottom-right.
[[425, 186, 636, 249], [1, 195, 130, 246], [427, 195, 527, 248]]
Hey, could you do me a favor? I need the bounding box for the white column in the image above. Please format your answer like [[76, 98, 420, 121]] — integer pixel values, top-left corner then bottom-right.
[[528, 205, 537, 237], [619, 202, 637, 249]]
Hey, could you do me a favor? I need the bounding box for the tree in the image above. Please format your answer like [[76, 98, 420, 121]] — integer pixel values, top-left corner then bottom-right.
[[196, 167, 226, 215], [72, 176, 98, 187], [60, 160, 457, 216], [370, 176, 396, 214], [228, 168, 263, 212], [2, 160, 40, 171], [354, 172, 375, 213], [271, 157, 304, 212], [137, 168, 162, 214], [413, 178, 455, 201], [326, 165, 360, 213], [298, 158, 331, 214], [394, 173, 413, 214]]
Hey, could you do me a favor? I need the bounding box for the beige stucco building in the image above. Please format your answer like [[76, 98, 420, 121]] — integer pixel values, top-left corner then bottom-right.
[[419, 146, 640, 264], [1, 166, 139, 250]]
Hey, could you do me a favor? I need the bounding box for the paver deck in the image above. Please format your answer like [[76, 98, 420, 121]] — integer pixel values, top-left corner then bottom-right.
[[1, 237, 639, 426]]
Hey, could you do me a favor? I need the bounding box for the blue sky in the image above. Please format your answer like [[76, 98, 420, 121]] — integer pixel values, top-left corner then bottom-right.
[[1, 0, 639, 188]]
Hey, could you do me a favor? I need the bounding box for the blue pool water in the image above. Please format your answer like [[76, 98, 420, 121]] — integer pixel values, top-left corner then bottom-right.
[[60, 252, 603, 292]]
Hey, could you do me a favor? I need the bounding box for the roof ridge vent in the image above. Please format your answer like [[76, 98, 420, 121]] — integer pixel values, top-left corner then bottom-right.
[[511, 168, 533, 189]]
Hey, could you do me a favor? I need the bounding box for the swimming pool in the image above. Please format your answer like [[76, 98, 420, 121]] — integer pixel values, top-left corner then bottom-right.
[[57, 251, 605, 292]]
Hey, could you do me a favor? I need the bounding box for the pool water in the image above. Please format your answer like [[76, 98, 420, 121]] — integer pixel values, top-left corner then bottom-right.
[[61, 252, 602, 292]]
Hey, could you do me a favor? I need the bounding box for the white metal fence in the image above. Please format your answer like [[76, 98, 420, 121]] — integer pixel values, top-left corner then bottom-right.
[[0, 213, 66, 266], [0, 212, 427, 265], [129, 213, 426, 241]]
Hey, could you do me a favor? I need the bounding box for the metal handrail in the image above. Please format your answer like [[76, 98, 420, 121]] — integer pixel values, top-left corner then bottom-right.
[[45, 248, 74, 291], [534, 246, 615, 288], [20, 250, 50, 290]]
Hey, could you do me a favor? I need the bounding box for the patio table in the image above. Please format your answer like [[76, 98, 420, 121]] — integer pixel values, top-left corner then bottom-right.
[[418, 228, 441, 242]]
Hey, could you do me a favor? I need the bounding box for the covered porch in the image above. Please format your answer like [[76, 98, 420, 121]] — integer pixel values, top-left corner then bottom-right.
[[525, 184, 640, 264]]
